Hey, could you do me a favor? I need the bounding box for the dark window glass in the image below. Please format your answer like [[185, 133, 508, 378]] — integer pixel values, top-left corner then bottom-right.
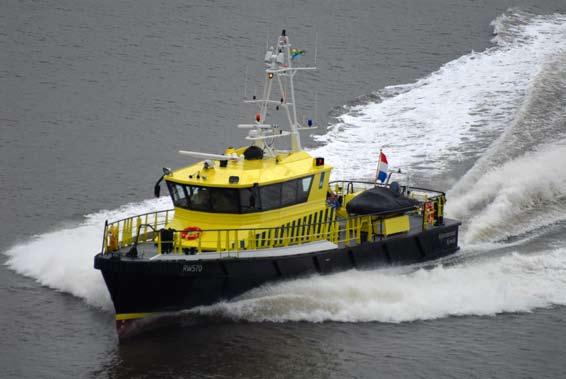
[[168, 182, 189, 208], [210, 187, 240, 213], [319, 172, 325, 189], [281, 180, 298, 206], [240, 186, 259, 213], [166, 182, 177, 203], [260, 183, 282, 210], [188, 186, 211, 211], [298, 176, 313, 202], [166, 176, 313, 214], [167, 182, 177, 203]]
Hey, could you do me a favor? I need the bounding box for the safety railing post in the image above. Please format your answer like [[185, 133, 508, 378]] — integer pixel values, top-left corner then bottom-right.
[[216, 230, 221, 252], [283, 225, 290, 247], [268, 229, 274, 247], [247, 230, 253, 250], [236, 231, 241, 253], [177, 231, 181, 254], [225, 230, 230, 251], [114, 225, 120, 250], [330, 220, 335, 243], [306, 214, 313, 243], [123, 218, 130, 246], [355, 217, 361, 244], [101, 220, 108, 254], [143, 214, 148, 241], [121, 219, 126, 246]]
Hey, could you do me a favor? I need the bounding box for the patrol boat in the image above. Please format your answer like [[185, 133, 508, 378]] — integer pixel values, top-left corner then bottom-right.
[[94, 30, 461, 337]]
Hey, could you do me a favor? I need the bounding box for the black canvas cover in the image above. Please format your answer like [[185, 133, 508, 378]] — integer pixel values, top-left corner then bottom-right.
[[346, 186, 419, 215]]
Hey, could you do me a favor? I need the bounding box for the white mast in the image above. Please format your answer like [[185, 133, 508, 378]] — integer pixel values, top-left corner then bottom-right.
[[241, 29, 317, 155], [179, 30, 316, 161]]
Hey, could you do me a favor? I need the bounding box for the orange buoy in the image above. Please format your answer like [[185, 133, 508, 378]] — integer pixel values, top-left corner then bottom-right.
[[424, 202, 435, 224]]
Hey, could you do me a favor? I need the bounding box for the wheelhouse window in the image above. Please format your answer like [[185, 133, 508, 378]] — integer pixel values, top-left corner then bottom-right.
[[261, 183, 282, 211], [259, 176, 313, 211], [298, 176, 312, 202], [166, 175, 313, 214], [170, 183, 189, 208], [209, 187, 240, 213], [281, 180, 298, 206], [188, 186, 210, 212], [240, 186, 260, 213]]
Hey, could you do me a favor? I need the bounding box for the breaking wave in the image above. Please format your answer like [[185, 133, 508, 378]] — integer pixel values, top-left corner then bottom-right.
[[446, 13, 566, 243], [448, 142, 566, 244], [3, 197, 172, 310], [193, 249, 566, 322]]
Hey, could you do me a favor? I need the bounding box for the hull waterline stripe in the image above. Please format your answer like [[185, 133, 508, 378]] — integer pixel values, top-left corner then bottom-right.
[[115, 312, 151, 321]]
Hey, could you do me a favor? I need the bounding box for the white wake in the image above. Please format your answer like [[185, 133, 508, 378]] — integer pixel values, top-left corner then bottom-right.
[[448, 142, 566, 244], [311, 11, 566, 181], [194, 249, 566, 322]]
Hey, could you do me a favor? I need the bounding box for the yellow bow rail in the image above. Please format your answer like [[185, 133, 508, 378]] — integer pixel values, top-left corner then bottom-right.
[[101, 209, 174, 254], [101, 191, 446, 257]]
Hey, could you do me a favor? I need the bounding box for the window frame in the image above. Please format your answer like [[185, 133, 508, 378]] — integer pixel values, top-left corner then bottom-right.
[[166, 175, 313, 214]]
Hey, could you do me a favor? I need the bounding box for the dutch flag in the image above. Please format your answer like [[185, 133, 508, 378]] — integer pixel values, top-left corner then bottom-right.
[[377, 151, 388, 183]]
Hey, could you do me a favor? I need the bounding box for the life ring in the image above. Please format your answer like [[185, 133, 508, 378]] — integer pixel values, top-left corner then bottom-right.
[[424, 202, 435, 225], [180, 226, 202, 240]]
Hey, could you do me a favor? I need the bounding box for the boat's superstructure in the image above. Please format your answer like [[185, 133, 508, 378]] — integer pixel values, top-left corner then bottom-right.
[[94, 30, 461, 337]]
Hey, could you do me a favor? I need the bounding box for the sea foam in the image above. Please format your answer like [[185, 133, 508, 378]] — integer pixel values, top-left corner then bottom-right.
[[192, 248, 566, 323], [3, 197, 172, 311]]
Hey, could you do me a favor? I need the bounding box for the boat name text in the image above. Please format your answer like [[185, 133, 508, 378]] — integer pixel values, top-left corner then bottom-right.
[[183, 264, 203, 273], [438, 231, 456, 239], [438, 231, 457, 246]]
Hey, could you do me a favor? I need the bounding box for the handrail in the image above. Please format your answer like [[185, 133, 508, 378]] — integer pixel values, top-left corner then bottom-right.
[[102, 209, 174, 254], [106, 208, 174, 228], [329, 180, 445, 198], [101, 185, 445, 256], [101, 206, 432, 256]]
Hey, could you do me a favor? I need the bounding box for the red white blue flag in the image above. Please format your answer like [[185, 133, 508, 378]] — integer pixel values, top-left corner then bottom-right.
[[377, 151, 388, 183]]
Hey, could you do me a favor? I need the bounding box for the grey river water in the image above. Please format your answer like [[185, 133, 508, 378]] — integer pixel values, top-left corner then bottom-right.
[[2, 0, 566, 378]]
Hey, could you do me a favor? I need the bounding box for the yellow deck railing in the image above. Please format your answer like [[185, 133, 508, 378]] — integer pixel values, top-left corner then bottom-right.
[[102, 209, 174, 253], [101, 185, 446, 256], [102, 210, 415, 256]]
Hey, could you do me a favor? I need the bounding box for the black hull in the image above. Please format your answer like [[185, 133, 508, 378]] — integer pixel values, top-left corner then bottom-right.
[[95, 219, 460, 322]]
